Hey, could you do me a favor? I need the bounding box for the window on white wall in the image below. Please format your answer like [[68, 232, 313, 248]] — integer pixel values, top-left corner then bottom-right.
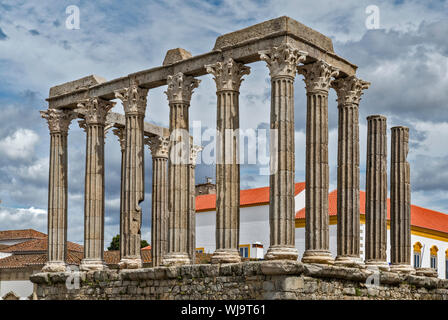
[[413, 242, 422, 268], [430, 245, 439, 271], [239, 245, 249, 258], [446, 258, 448, 280], [445, 250, 448, 279], [431, 255, 437, 270], [414, 252, 421, 268]]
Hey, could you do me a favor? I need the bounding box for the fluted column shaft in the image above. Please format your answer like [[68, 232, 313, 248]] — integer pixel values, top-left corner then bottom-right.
[[333, 77, 370, 266], [112, 127, 126, 261], [41, 108, 76, 272], [298, 60, 339, 264], [114, 84, 148, 269], [364, 115, 389, 269], [188, 145, 202, 264], [216, 90, 240, 256], [147, 136, 169, 267], [163, 73, 200, 266], [390, 126, 413, 272], [77, 98, 114, 271], [260, 44, 307, 260], [206, 58, 250, 264]]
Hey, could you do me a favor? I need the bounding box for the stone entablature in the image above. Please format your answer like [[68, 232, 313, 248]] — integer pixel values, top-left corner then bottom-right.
[[45, 16, 357, 110], [30, 261, 448, 300]]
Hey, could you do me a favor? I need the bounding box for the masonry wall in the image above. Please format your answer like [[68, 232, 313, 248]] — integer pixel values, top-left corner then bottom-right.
[[30, 261, 448, 300]]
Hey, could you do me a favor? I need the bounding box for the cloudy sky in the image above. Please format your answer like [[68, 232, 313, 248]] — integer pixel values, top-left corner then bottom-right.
[[0, 0, 447, 247]]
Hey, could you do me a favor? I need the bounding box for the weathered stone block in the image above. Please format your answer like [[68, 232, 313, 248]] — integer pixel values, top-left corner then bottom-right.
[[260, 260, 303, 275]]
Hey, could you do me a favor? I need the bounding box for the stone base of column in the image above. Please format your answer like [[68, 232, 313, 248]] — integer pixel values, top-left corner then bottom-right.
[[162, 252, 191, 266], [80, 259, 108, 271], [364, 260, 390, 271], [42, 261, 67, 272], [415, 267, 438, 278], [118, 258, 143, 270], [211, 249, 241, 264], [389, 264, 415, 274], [301, 250, 334, 264], [334, 256, 364, 268], [264, 246, 298, 261]]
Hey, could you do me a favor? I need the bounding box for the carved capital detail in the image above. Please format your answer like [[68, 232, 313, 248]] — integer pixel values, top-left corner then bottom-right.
[[332, 76, 370, 106], [76, 97, 115, 125], [297, 60, 339, 93], [165, 72, 200, 104], [114, 84, 149, 115], [259, 43, 308, 78], [146, 136, 170, 159], [40, 108, 77, 134], [112, 127, 126, 151], [205, 58, 250, 92], [190, 144, 203, 166]]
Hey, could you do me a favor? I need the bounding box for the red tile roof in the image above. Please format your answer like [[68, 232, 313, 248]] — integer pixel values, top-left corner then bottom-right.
[[196, 182, 306, 212], [0, 250, 151, 269], [295, 190, 448, 234], [0, 239, 83, 253], [0, 251, 84, 269], [0, 229, 46, 241]]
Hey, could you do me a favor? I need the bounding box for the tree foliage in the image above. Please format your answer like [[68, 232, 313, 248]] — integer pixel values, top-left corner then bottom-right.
[[107, 234, 149, 250]]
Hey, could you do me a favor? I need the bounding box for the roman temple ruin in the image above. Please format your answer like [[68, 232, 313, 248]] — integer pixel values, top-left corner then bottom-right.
[[32, 17, 448, 300]]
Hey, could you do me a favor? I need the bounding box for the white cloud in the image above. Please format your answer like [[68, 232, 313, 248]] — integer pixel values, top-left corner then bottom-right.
[[0, 128, 39, 160], [0, 206, 46, 232]]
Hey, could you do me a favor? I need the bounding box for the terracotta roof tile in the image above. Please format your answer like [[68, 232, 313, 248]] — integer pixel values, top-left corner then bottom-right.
[[0, 239, 83, 253], [0, 249, 151, 269], [196, 182, 306, 212], [0, 229, 46, 241], [0, 254, 46, 269]]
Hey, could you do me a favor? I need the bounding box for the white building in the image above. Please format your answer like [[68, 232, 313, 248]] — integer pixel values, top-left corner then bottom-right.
[[195, 182, 448, 279], [0, 230, 47, 299]]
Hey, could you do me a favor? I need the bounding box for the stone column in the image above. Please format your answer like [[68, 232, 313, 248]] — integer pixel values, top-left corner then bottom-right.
[[390, 126, 414, 273], [112, 126, 126, 260], [114, 83, 149, 269], [162, 73, 200, 266], [298, 60, 339, 264], [40, 108, 77, 272], [332, 77, 370, 266], [188, 144, 202, 264], [364, 115, 389, 270], [77, 98, 114, 271], [259, 44, 307, 260], [206, 58, 250, 264], [146, 136, 169, 267]]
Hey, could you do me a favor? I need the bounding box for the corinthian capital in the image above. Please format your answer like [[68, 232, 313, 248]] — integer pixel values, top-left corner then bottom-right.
[[112, 127, 126, 151], [40, 108, 77, 134], [145, 136, 170, 158], [259, 43, 307, 78], [190, 144, 202, 166], [205, 58, 250, 92], [114, 84, 149, 115], [332, 76, 371, 106], [76, 97, 115, 125], [297, 60, 339, 93], [165, 72, 200, 104]]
